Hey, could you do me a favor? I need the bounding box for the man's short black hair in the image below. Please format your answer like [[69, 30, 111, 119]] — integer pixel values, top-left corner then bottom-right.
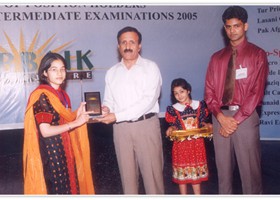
[[222, 6, 248, 24], [117, 26, 142, 44]]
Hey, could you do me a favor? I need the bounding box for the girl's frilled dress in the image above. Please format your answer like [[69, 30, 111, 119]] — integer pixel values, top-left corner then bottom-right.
[[165, 100, 210, 184]]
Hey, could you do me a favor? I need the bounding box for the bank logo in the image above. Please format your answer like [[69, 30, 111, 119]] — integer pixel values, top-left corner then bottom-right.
[[0, 30, 74, 73], [0, 30, 94, 83]]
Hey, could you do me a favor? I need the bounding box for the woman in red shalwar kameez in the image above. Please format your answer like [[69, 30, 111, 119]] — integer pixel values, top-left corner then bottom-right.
[[23, 52, 95, 194]]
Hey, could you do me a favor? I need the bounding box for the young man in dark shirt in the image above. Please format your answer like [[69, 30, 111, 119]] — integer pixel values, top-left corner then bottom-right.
[[204, 6, 268, 194]]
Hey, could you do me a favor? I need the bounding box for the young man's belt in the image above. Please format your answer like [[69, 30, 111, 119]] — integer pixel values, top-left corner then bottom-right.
[[220, 105, 240, 111]]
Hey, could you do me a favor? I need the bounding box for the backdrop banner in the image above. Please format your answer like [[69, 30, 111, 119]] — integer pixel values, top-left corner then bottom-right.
[[0, 4, 279, 139]]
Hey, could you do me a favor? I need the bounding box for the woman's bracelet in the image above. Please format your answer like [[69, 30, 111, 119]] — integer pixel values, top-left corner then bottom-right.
[[67, 123, 72, 131]]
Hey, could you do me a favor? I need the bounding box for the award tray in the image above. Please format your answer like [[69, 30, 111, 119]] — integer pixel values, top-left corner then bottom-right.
[[169, 127, 213, 142]]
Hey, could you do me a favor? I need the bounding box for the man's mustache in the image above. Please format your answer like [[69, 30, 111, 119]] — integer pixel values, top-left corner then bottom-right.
[[124, 49, 133, 53]]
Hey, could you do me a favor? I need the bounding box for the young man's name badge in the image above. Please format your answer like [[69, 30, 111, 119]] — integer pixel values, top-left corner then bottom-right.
[[236, 65, 247, 80]]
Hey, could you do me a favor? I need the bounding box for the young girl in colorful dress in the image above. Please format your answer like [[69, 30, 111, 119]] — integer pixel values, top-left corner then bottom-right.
[[23, 52, 95, 194], [165, 78, 212, 195]]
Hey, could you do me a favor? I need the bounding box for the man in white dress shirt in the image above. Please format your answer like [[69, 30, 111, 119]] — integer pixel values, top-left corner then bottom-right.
[[97, 26, 164, 194]]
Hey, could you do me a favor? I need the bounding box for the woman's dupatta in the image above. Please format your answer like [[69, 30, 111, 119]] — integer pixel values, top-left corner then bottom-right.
[[23, 86, 94, 194]]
